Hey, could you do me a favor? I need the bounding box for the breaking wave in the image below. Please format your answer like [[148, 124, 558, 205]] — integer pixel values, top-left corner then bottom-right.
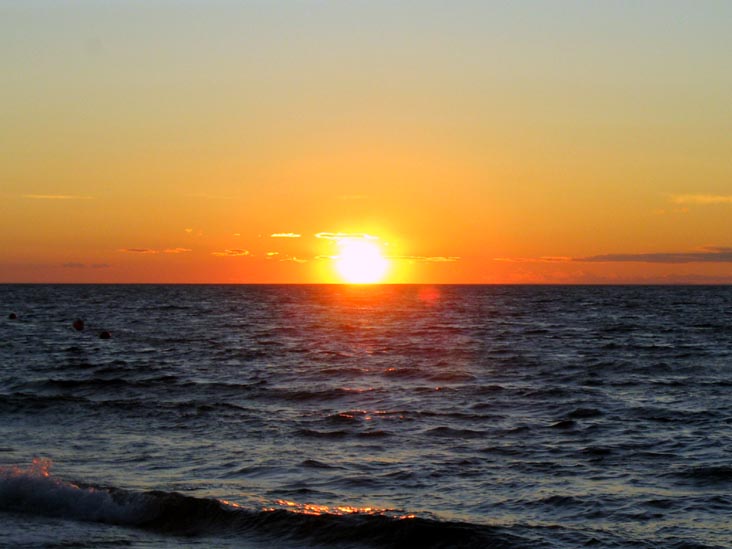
[[0, 460, 522, 548]]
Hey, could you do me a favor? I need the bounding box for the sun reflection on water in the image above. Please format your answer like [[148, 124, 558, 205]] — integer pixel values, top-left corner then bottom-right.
[[265, 499, 415, 519]]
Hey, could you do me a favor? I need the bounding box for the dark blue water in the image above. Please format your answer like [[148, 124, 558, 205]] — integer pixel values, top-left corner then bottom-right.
[[1, 285, 731, 548]]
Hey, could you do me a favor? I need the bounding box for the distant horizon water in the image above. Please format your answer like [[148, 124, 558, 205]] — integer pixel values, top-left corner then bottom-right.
[[5, 282, 732, 286]]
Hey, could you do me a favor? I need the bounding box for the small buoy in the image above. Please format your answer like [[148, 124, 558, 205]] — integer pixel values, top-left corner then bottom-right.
[[8, 313, 17, 320], [72, 319, 85, 331], [99, 331, 111, 339]]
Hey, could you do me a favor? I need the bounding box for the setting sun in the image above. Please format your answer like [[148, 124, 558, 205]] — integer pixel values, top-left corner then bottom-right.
[[335, 239, 390, 284]]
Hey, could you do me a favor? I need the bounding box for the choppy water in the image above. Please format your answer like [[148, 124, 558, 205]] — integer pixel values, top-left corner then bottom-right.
[[1, 284, 731, 548]]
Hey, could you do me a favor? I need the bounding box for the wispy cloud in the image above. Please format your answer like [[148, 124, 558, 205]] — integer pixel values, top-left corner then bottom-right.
[[271, 233, 301, 238], [316, 232, 378, 240], [119, 248, 159, 254], [575, 247, 732, 263], [24, 194, 94, 200], [652, 273, 732, 284], [163, 248, 192, 254], [265, 251, 307, 263], [62, 262, 111, 269], [118, 248, 191, 254], [497, 247, 732, 264], [212, 249, 251, 257], [392, 255, 461, 263], [670, 194, 732, 205], [493, 256, 572, 263]]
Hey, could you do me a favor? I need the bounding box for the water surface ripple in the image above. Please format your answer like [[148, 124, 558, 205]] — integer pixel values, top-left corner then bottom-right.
[[1, 285, 731, 547]]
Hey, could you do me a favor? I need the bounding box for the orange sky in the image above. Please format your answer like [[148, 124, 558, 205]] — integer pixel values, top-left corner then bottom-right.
[[2, 1, 732, 283]]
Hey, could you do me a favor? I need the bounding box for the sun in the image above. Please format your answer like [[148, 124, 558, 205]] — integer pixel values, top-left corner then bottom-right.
[[335, 239, 390, 284]]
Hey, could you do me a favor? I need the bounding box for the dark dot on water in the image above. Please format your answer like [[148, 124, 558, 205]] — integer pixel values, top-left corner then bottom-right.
[[99, 331, 111, 339], [72, 319, 85, 331], [8, 313, 17, 320]]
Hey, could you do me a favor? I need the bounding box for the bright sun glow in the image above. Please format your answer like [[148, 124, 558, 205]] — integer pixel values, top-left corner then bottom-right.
[[335, 239, 389, 284]]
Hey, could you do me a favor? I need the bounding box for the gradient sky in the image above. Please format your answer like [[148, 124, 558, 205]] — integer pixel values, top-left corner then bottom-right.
[[2, 1, 732, 283]]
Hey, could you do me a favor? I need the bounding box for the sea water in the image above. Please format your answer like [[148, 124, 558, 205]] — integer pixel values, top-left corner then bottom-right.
[[1, 284, 731, 548]]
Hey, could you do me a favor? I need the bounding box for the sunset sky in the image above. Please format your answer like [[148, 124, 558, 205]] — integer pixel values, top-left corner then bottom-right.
[[2, 1, 731, 283]]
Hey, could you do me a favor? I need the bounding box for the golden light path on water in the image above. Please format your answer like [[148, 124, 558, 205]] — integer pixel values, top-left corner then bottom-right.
[[267, 499, 415, 519]]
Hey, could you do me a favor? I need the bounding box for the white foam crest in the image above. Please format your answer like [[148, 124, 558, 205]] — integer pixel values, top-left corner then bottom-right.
[[0, 458, 150, 525]]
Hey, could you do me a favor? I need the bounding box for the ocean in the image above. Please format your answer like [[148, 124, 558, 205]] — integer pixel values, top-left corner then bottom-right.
[[1, 284, 731, 548]]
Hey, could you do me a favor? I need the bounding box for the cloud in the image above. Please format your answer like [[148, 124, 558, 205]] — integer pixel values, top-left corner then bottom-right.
[[271, 233, 301, 238], [423, 256, 460, 262], [496, 247, 732, 264], [392, 255, 461, 263], [493, 256, 572, 263], [119, 248, 159, 254], [340, 194, 367, 201], [24, 194, 94, 200], [162, 248, 192, 254], [212, 249, 251, 257], [118, 248, 191, 254], [266, 251, 308, 263], [670, 194, 732, 205], [316, 232, 378, 240], [653, 273, 732, 284], [62, 262, 111, 269], [575, 247, 732, 263]]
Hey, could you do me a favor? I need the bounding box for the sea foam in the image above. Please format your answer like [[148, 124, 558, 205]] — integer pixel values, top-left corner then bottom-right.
[[0, 459, 148, 525], [0, 459, 509, 547]]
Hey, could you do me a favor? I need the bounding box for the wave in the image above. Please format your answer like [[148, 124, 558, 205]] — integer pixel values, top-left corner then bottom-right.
[[565, 407, 604, 419], [0, 459, 149, 525], [669, 465, 732, 485], [29, 375, 181, 392], [273, 387, 377, 402], [0, 392, 254, 418], [0, 393, 88, 413], [425, 426, 486, 438], [0, 460, 523, 548]]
